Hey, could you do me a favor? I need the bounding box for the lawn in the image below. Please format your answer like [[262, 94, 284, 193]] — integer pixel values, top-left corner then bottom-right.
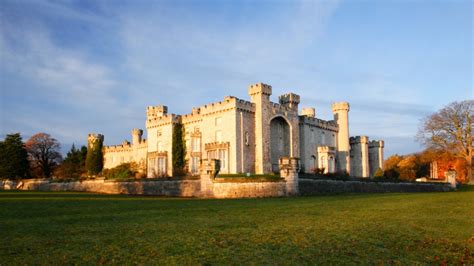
[[0, 188, 473, 264]]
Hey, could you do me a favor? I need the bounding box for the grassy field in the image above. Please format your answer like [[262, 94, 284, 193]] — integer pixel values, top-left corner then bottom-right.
[[0, 188, 473, 264]]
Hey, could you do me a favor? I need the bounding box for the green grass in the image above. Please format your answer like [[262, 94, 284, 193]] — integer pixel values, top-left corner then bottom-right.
[[0, 188, 473, 264]]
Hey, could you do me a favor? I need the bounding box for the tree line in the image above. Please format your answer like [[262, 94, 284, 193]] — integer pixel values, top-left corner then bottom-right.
[[384, 100, 473, 183], [0, 133, 103, 179]]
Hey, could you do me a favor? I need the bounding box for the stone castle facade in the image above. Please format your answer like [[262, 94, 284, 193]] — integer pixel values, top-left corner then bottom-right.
[[92, 83, 384, 177]]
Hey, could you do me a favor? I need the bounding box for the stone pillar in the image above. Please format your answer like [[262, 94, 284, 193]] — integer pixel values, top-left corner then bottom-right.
[[279, 157, 299, 196], [199, 159, 221, 197], [249, 83, 272, 174], [332, 102, 350, 174], [445, 170, 457, 188]]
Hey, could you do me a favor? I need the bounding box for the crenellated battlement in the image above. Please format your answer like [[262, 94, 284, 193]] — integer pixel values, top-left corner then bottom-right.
[[332, 102, 350, 112], [146, 113, 180, 128], [104, 140, 147, 153], [317, 145, 336, 153], [147, 105, 168, 119], [248, 82, 272, 96], [279, 93, 300, 107], [301, 107, 315, 118], [299, 116, 339, 132], [369, 140, 384, 148], [350, 136, 369, 144]]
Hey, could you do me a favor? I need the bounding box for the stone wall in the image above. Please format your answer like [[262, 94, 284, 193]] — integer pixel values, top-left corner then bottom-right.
[[298, 179, 454, 195], [211, 182, 286, 198], [0, 178, 288, 198], [1, 179, 202, 197]]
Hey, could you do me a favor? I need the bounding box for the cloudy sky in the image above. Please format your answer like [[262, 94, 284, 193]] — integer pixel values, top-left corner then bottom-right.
[[0, 0, 472, 156]]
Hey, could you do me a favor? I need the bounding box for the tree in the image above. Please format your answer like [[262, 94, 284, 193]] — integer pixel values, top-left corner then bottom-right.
[[172, 122, 186, 175], [55, 144, 87, 179], [25, 133, 62, 178], [0, 133, 29, 179], [86, 140, 103, 175], [417, 100, 473, 183]]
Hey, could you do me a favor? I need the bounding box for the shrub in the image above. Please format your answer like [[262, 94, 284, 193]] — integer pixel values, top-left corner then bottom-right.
[[103, 163, 138, 180], [374, 168, 384, 178], [172, 123, 186, 175]]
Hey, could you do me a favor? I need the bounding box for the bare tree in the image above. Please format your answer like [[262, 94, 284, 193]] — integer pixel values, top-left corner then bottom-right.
[[417, 100, 473, 183], [25, 133, 62, 178]]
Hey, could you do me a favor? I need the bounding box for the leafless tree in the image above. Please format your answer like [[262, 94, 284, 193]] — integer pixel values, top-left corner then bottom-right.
[[25, 133, 62, 178], [417, 100, 473, 183]]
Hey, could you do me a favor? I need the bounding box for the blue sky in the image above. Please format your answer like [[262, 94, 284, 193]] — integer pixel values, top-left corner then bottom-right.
[[0, 0, 472, 157]]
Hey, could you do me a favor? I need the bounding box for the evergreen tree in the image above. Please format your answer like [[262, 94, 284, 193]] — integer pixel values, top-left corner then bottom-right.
[[172, 122, 186, 175], [57, 144, 88, 179], [86, 140, 103, 175], [0, 133, 29, 179]]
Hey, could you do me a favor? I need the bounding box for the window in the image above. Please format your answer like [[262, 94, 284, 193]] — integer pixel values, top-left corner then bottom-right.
[[191, 137, 200, 152], [157, 157, 166, 175], [215, 130, 222, 142], [218, 149, 227, 170], [207, 150, 217, 160], [245, 132, 250, 146], [321, 132, 326, 145], [157, 130, 162, 137], [215, 117, 222, 126], [191, 157, 200, 174], [311, 129, 315, 143]]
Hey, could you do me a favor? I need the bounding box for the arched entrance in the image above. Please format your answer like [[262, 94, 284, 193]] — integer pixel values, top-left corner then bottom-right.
[[270, 116, 290, 173]]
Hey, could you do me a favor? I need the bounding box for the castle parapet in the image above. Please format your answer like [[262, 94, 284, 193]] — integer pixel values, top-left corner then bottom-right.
[[332, 102, 350, 112], [350, 136, 369, 144], [369, 140, 384, 148], [279, 93, 300, 110], [301, 107, 315, 118], [146, 113, 180, 128], [248, 83, 272, 96], [147, 105, 168, 119]]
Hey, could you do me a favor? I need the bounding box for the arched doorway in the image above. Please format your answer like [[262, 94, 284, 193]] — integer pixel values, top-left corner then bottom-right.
[[270, 116, 290, 172]]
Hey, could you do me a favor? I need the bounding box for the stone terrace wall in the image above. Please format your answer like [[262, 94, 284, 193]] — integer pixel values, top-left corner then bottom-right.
[[0, 179, 287, 198], [299, 179, 454, 195], [211, 181, 286, 198], [1, 179, 201, 197]]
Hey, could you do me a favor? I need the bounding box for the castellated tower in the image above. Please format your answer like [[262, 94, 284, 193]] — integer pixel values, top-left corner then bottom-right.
[[147, 105, 168, 119], [369, 140, 384, 176], [87, 133, 104, 149], [249, 83, 272, 174], [350, 136, 369, 177], [332, 102, 350, 174], [279, 93, 300, 111], [132, 128, 143, 146]]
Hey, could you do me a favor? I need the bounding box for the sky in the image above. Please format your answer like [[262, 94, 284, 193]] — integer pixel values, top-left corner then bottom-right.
[[0, 0, 472, 157]]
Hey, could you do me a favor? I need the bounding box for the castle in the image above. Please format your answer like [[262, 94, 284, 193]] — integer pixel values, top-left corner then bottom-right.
[[90, 83, 384, 178]]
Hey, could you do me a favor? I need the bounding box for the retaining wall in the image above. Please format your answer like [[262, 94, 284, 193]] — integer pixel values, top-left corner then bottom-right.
[[298, 179, 454, 195], [0, 178, 454, 198], [211, 181, 286, 198], [0, 179, 202, 197]]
